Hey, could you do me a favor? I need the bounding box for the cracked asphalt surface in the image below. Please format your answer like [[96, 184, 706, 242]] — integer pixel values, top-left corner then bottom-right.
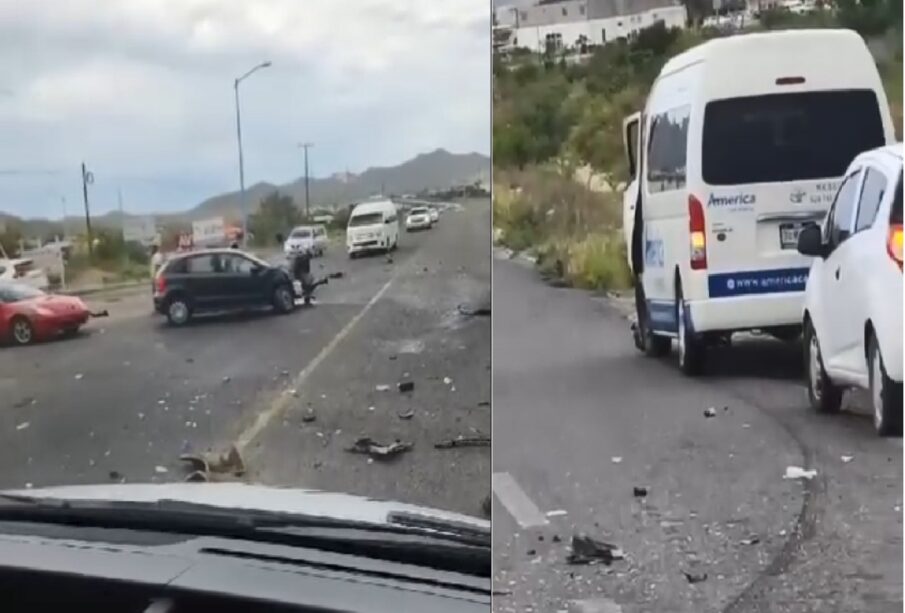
[[492, 255, 901, 613], [0, 199, 490, 519]]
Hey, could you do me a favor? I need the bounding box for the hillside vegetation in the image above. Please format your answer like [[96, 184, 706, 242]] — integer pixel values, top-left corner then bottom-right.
[[493, 1, 903, 291]]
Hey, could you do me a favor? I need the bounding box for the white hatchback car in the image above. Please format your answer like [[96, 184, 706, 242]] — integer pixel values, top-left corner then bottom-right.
[[798, 144, 902, 435], [405, 207, 432, 232]]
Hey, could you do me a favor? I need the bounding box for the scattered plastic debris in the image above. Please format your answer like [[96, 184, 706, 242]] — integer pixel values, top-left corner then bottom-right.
[[222, 376, 231, 384], [443, 377, 453, 385], [375, 384, 391, 392], [840, 455, 854, 464], [683, 571, 708, 584], [740, 536, 760, 546], [783, 466, 817, 480], [398, 410, 415, 420], [611, 456, 623, 464], [397, 381, 415, 393], [302, 409, 317, 423], [74, 373, 84, 380], [546, 510, 568, 518], [704, 407, 717, 418], [434, 435, 491, 449], [15, 422, 30, 432], [567, 535, 625, 565], [345, 437, 413, 460], [633, 486, 648, 497], [154, 466, 168, 474]]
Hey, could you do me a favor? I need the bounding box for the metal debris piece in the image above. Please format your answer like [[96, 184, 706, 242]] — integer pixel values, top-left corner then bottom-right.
[[434, 435, 491, 449], [397, 381, 415, 393], [840, 455, 854, 463], [180, 444, 245, 476], [633, 486, 648, 498], [704, 407, 717, 418], [397, 410, 415, 420], [567, 535, 625, 566], [345, 437, 413, 460], [546, 509, 567, 518], [328, 271, 344, 279], [155, 466, 168, 474], [478, 401, 490, 407], [683, 571, 708, 584], [15, 422, 30, 431], [552, 534, 562, 543], [302, 409, 317, 423], [375, 384, 391, 392], [783, 466, 817, 480], [740, 535, 760, 546]]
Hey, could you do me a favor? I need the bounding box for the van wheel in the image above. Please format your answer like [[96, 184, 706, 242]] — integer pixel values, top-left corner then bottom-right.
[[676, 282, 704, 376], [869, 333, 902, 436], [804, 319, 842, 414], [634, 281, 669, 357]]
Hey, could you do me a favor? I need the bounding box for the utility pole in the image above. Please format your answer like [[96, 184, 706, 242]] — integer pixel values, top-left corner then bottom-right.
[[298, 142, 314, 220], [234, 61, 272, 248], [81, 162, 94, 257], [118, 187, 127, 270]]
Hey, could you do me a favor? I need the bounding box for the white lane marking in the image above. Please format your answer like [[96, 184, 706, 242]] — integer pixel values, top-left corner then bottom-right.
[[492, 472, 549, 529], [569, 598, 623, 613], [235, 276, 396, 451]]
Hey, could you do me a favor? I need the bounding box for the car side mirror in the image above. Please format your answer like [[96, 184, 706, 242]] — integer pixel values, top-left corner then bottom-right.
[[797, 224, 827, 258]]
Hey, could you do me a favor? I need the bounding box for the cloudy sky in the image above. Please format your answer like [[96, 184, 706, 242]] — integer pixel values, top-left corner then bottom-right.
[[0, 0, 489, 219]]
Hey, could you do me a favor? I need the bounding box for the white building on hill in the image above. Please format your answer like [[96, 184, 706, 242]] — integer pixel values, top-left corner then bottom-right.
[[496, 0, 686, 54]]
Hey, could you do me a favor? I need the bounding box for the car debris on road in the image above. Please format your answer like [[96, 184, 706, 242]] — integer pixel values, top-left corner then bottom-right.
[[683, 570, 708, 584], [180, 444, 246, 481], [345, 437, 413, 460], [783, 466, 818, 480], [566, 535, 625, 566], [434, 435, 491, 449]]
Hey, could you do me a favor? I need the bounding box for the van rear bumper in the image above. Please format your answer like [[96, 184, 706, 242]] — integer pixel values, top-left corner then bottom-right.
[[688, 292, 804, 334]]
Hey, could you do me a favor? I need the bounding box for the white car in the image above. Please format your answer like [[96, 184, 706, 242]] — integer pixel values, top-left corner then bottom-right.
[[406, 207, 432, 232], [0, 258, 50, 290], [798, 144, 902, 435], [428, 207, 440, 224], [284, 225, 327, 257]]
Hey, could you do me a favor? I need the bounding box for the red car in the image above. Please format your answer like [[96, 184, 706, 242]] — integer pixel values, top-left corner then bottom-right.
[[0, 282, 90, 346]]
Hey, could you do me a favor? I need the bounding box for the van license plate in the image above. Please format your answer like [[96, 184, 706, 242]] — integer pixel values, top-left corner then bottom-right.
[[779, 222, 807, 249]]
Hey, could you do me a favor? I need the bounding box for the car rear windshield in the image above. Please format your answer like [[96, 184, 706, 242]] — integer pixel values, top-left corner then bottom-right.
[[349, 213, 383, 227], [702, 90, 885, 185], [291, 228, 312, 238], [892, 169, 903, 224], [411, 208, 427, 215]]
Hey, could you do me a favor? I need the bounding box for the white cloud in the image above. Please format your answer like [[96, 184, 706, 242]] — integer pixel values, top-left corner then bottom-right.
[[0, 0, 489, 217]]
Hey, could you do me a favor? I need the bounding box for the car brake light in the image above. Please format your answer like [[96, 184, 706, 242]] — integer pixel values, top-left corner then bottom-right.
[[155, 274, 167, 294], [887, 223, 903, 271], [689, 194, 707, 270]]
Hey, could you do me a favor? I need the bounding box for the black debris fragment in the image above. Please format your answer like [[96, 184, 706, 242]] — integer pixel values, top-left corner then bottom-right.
[[477, 400, 490, 407], [566, 535, 625, 566], [434, 435, 491, 449], [108, 471, 122, 481], [633, 486, 648, 498], [328, 271, 345, 279], [345, 437, 413, 460], [740, 536, 760, 546], [90, 310, 109, 318], [683, 571, 708, 584], [302, 409, 317, 423], [703, 407, 717, 418], [552, 535, 561, 543], [397, 381, 415, 393], [482, 495, 491, 517], [526, 549, 536, 556], [457, 303, 491, 317]]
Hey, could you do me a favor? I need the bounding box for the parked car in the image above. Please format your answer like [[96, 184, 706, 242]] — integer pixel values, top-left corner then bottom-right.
[[405, 207, 432, 232], [284, 225, 329, 257], [0, 281, 89, 345], [153, 249, 296, 326], [346, 200, 399, 258], [428, 207, 440, 224], [0, 258, 50, 290], [798, 143, 902, 435]]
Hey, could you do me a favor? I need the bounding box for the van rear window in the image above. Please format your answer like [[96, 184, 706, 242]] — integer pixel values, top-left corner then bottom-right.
[[702, 90, 885, 185]]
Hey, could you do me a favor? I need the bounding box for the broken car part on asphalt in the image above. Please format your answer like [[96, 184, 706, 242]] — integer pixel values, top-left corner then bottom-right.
[[566, 535, 625, 566], [434, 435, 491, 449], [180, 445, 246, 482], [345, 437, 413, 460]]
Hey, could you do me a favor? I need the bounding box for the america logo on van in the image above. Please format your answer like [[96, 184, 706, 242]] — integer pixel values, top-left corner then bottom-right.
[[707, 193, 756, 210]]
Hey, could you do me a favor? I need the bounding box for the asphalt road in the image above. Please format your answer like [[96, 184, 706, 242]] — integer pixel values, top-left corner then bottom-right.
[[0, 199, 490, 518], [492, 255, 902, 613]]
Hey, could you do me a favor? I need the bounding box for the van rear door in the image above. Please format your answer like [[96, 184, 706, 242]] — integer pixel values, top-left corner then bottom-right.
[[700, 89, 887, 294], [622, 112, 641, 259]]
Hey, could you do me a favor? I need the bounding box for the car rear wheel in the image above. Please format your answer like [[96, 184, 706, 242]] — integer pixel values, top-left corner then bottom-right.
[[869, 333, 902, 436], [273, 285, 295, 314], [10, 317, 35, 346], [166, 297, 192, 326], [804, 319, 842, 414]]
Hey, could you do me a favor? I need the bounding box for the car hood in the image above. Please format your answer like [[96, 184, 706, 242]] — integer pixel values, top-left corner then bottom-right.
[[0, 483, 489, 531]]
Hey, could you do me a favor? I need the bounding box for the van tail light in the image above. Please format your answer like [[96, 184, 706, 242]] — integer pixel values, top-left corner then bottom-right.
[[155, 274, 167, 294], [887, 223, 903, 271], [689, 195, 708, 270]]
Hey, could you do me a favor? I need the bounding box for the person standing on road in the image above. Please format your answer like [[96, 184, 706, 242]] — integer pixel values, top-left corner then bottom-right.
[[150, 245, 164, 283], [291, 247, 327, 305]]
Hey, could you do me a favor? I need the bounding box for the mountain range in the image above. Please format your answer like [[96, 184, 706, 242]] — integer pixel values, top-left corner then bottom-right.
[[1, 149, 490, 235]]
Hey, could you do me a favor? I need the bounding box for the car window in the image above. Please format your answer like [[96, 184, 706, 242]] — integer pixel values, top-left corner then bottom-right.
[[291, 228, 312, 238], [349, 213, 382, 226], [165, 257, 188, 274], [855, 167, 888, 232], [826, 170, 861, 247], [646, 105, 689, 193], [223, 254, 257, 274], [187, 254, 218, 274]]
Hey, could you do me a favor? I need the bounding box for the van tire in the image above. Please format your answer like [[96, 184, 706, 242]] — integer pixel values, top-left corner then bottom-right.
[[676, 282, 704, 376], [804, 318, 842, 414], [634, 280, 670, 357], [868, 332, 902, 436]]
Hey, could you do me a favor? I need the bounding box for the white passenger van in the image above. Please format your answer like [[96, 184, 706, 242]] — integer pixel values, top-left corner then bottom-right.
[[346, 199, 399, 258], [623, 29, 895, 375]]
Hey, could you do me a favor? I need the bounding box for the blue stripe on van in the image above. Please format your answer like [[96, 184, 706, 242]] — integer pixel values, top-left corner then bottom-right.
[[708, 268, 810, 298], [647, 300, 677, 333]]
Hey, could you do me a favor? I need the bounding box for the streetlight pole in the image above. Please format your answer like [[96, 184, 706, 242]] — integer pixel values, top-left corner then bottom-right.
[[234, 60, 272, 248], [81, 162, 94, 258], [298, 142, 314, 220]]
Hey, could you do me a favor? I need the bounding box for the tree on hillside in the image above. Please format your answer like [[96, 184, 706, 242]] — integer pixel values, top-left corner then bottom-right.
[[249, 191, 302, 246]]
